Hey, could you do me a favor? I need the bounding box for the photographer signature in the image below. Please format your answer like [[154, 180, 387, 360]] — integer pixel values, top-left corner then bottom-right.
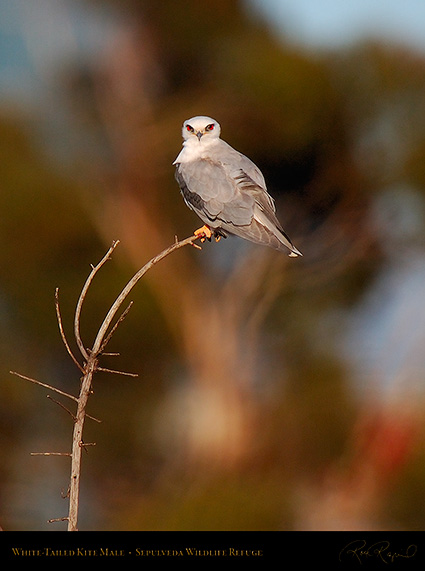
[[339, 539, 417, 564]]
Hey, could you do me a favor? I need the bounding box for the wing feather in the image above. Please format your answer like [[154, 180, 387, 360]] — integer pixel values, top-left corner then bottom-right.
[[174, 139, 301, 256], [175, 159, 254, 226]]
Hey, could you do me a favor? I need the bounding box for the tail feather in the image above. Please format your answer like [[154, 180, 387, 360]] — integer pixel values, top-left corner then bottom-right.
[[253, 208, 302, 256], [224, 216, 302, 257]]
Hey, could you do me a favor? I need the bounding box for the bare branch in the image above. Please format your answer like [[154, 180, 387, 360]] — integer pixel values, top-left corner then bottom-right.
[[91, 234, 200, 357], [12, 233, 202, 532], [97, 367, 138, 377], [30, 452, 71, 457], [98, 301, 134, 355], [80, 442, 96, 454], [74, 240, 120, 361], [55, 288, 84, 373], [46, 394, 76, 420], [67, 234, 202, 531], [10, 371, 78, 403]]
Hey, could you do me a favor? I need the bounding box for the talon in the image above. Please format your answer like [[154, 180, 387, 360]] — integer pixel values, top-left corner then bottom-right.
[[194, 225, 213, 242]]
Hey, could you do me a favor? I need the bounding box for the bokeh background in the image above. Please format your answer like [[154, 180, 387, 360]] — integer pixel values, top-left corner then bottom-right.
[[1, 0, 425, 531]]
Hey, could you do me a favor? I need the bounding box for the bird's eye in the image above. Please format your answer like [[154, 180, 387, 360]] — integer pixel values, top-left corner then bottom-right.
[[186, 125, 194, 132], [205, 124, 214, 131]]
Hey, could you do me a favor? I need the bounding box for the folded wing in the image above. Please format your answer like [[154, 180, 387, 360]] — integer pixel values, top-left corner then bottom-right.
[[175, 152, 301, 256]]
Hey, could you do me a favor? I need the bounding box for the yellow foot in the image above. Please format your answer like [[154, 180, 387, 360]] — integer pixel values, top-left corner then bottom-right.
[[194, 225, 213, 242]]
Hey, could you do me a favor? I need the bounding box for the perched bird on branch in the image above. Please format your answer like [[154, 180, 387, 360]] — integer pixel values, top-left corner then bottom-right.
[[173, 115, 302, 257]]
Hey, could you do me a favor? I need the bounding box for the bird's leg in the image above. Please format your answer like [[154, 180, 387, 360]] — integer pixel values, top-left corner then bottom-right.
[[213, 229, 227, 243], [193, 225, 213, 242]]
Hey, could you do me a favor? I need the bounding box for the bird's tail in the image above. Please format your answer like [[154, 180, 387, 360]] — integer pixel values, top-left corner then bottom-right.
[[227, 216, 302, 257], [253, 209, 302, 257]]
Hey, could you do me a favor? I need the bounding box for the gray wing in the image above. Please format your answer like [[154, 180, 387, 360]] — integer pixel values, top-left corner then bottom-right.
[[175, 148, 301, 256], [175, 158, 254, 226], [230, 169, 300, 254]]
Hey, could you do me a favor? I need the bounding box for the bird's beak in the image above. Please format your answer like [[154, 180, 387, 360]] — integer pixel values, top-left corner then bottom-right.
[[196, 131, 203, 141]]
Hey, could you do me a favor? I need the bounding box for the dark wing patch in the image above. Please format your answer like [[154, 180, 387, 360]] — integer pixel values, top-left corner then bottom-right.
[[234, 170, 276, 216], [175, 167, 206, 212], [175, 161, 254, 226]]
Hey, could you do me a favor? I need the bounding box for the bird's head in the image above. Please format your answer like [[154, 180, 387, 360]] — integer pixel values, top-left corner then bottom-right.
[[182, 116, 221, 142]]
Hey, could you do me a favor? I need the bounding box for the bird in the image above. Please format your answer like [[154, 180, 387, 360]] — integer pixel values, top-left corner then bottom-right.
[[173, 115, 302, 257]]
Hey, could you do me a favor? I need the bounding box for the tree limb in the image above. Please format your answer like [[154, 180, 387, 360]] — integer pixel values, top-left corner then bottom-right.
[[13, 233, 203, 531]]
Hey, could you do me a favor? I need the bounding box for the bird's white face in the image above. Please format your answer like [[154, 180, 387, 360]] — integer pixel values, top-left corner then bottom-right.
[[182, 116, 221, 142]]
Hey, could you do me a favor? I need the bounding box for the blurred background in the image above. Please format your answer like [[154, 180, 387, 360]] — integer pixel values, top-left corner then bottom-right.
[[1, 0, 425, 531]]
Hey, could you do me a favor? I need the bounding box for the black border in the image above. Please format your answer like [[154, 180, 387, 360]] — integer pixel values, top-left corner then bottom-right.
[[1, 530, 424, 567]]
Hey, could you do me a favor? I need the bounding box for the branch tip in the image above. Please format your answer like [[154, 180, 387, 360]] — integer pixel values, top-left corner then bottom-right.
[[10, 371, 78, 402]]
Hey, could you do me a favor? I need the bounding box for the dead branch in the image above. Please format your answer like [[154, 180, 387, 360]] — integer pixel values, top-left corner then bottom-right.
[[11, 233, 202, 531], [9, 371, 78, 402], [96, 367, 138, 377], [55, 288, 85, 373], [74, 240, 120, 362], [30, 452, 71, 457], [46, 395, 76, 420], [98, 301, 134, 355]]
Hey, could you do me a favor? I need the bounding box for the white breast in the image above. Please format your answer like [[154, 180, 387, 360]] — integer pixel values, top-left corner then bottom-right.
[[173, 138, 220, 164]]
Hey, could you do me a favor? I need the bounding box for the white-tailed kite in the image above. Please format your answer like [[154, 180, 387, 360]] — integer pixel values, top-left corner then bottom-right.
[[173, 116, 302, 257]]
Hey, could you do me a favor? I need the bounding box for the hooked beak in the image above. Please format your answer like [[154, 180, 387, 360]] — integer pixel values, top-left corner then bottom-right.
[[196, 131, 203, 141]]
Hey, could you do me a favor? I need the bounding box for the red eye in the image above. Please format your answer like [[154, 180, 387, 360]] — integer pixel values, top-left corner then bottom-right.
[[205, 124, 214, 131], [186, 125, 194, 132]]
